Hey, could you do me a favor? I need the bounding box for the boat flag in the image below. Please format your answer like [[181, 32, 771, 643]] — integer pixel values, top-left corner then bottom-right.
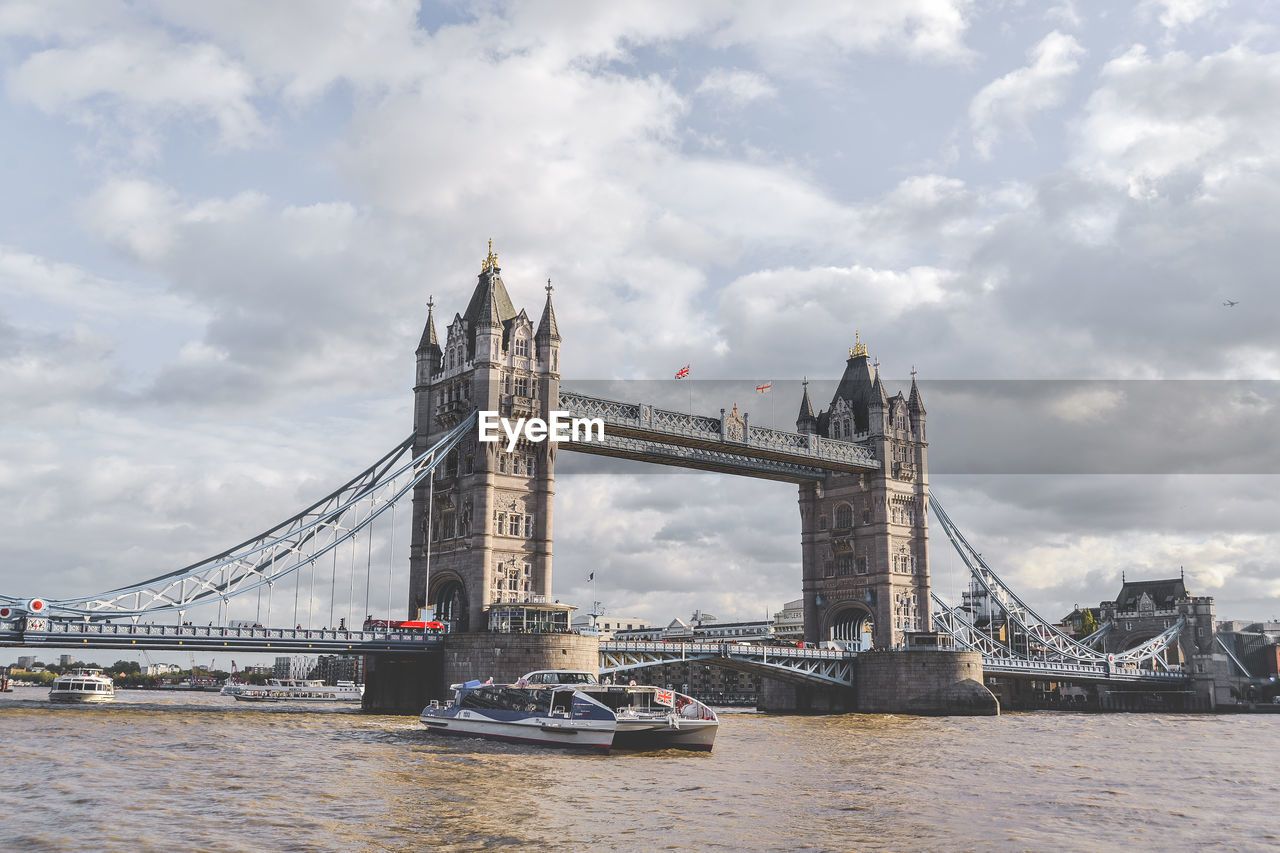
[[655, 688, 674, 707], [588, 572, 594, 582], [675, 364, 690, 379], [755, 382, 772, 393]]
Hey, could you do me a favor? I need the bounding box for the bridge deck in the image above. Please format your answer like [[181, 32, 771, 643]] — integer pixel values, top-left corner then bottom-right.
[[0, 619, 441, 655]]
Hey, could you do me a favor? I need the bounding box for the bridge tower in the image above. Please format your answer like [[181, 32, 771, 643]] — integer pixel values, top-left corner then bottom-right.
[[408, 241, 561, 631], [796, 335, 930, 650]]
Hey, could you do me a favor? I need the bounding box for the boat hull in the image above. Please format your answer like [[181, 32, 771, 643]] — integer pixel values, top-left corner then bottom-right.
[[419, 708, 614, 750], [613, 718, 717, 751], [49, 691, 114, 704]]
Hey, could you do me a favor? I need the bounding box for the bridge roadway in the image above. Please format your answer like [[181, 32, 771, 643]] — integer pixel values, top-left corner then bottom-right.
[[0, 618, 442, 656], [1, 621, 1190, 688]]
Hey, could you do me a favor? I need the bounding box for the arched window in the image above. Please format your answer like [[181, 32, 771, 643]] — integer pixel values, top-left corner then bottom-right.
[[835, 503, 853, 529]]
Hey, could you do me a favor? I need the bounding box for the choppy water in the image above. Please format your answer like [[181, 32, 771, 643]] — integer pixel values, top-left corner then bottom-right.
[[1, 687, 1276, 852]]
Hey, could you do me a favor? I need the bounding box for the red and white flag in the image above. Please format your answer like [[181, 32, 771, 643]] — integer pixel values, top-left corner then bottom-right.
[[674, 364, 690, 379], [654, 688, 674, 707], [755, 382, 772, 393]]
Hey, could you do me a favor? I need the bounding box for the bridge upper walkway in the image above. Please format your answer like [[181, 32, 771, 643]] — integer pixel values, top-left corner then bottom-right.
[[558, 390, 879, 482], [0, 618, 442, 655]]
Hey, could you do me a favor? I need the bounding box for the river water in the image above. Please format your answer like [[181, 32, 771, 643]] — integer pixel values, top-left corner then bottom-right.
[[1, 687, 1275, 852]]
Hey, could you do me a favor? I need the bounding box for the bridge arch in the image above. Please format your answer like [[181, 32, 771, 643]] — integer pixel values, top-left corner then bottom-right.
[[824, 603, 874, 651], [429, 574, 469, 633]]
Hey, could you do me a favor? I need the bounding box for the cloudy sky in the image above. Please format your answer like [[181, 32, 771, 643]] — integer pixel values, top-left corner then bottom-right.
[[3, 0, 1280, 663]]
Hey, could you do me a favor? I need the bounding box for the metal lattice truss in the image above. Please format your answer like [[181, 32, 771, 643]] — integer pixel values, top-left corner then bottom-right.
[[930, 498, 1185, 671], [558, 389, 879, 474], [9, 413, 477, 619], [599, 641, 854, 686]]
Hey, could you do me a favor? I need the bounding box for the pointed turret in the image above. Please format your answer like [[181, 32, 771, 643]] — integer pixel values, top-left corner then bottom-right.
[[796, 377, 817, 433], [417, 296, 441, 357], [463, 239, 518, 362], [872, 367, 889, 407], [826, 331, 879, 434], [908, 366, 925, 415], [536, 278, 561, 343]]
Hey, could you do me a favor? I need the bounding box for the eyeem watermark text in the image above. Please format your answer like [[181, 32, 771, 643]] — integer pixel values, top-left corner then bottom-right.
[[478, 411, 605, 451]]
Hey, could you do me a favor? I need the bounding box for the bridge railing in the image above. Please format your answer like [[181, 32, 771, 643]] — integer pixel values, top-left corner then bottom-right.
[[12, 620, 442, 647], [982, 656, 1188, 682], [600, 641, 849, 660]]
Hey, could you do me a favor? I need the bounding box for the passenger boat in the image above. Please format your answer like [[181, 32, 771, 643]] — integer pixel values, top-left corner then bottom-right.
[[49, 669, 116, 704], [520, 671, 719, 751], [419, 680, 616, 750], [232, 678, 363, 703]]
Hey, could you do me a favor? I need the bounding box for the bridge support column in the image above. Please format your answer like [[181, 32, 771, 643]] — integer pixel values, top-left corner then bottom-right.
[[362, 653, 443, 715], [757, 678, 855, 713], [441, 632, 599, 693], [853, 650, 998, 716]]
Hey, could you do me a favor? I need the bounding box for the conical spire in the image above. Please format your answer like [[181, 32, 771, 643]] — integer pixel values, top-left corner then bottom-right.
[[908, 365, 925, 414], [536, 278, 561, 342], [796, 378, 817, 433], [871, 363, 888, 407], [417, 295, 441, 356], [464, 238, 517, 329]]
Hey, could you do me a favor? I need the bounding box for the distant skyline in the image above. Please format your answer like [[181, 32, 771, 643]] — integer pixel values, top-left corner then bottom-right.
[[3, 1, 1280, 666]]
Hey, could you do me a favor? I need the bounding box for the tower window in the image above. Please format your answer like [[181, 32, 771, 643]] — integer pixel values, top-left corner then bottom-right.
[[856, 556, 868, 574], [835, 504, 853, 529], [515, 336, 529, 357], [837, 555, 853, 576]]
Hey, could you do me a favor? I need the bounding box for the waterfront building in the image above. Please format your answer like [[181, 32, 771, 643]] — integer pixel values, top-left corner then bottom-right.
[[143, 663, 181, 676], [315, 654, 363, 686], [409, 242, 562, 632], [568, 615, 650, 640], [16, 655, 35, 669], [772, 598, 804, 644], [59, 654, 73, 667], [1098, 574, 1216, 666]]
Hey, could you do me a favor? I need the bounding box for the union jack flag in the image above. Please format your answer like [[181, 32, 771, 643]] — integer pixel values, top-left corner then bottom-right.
[[654, 688, 674, 707], [755, 382, 772, 393], [674, 364, 690, 379]]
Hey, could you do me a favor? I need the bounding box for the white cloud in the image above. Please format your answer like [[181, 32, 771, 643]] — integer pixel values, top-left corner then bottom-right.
[[1076, 46, 1280, 198], [696, 68, 777, 106], [970, 30, 1084, 159], [1142, 0, 1231, 31], [9, 36, 265, 147]]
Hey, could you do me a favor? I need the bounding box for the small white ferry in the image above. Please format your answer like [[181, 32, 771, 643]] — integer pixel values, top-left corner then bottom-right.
[[232, 678, 363, 703], [49, 669, 116, 704], [520, 671, 719, 751], [419, 680, 617, 750]]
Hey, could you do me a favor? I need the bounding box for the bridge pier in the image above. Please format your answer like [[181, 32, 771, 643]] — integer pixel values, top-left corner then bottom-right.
[[852, 650, 998, 716], [758, 678, 855, 713], [362, 653, 443, 715], [440, 632, 599, 692]]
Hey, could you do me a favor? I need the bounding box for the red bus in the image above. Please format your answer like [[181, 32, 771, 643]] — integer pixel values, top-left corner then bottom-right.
[[364, 618, 445, 634]]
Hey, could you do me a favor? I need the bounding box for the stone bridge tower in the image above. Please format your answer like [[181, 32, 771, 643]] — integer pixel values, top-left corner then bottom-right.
[[797, 334, 930, 650], [408, 242, 561, 631]]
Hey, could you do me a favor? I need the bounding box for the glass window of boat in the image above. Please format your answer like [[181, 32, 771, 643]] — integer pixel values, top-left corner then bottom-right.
[[459, 687, 553, 713]]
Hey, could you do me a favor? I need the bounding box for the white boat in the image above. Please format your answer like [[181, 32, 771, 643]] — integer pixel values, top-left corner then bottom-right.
[[232, 678, 363, 703], [520, 670, 719, 751], [49, 669, 116, 704], [419, 680, 616, 750]]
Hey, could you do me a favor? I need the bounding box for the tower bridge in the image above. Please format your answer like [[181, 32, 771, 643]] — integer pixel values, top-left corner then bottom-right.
[[2, 241, 1211, 713]]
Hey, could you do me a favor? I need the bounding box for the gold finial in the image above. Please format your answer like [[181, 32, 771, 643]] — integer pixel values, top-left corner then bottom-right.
[[427, 295, 435, 312], [546, 277, 553, 296], [849, 330, 868, 359], [482, 238, 499, 273]]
